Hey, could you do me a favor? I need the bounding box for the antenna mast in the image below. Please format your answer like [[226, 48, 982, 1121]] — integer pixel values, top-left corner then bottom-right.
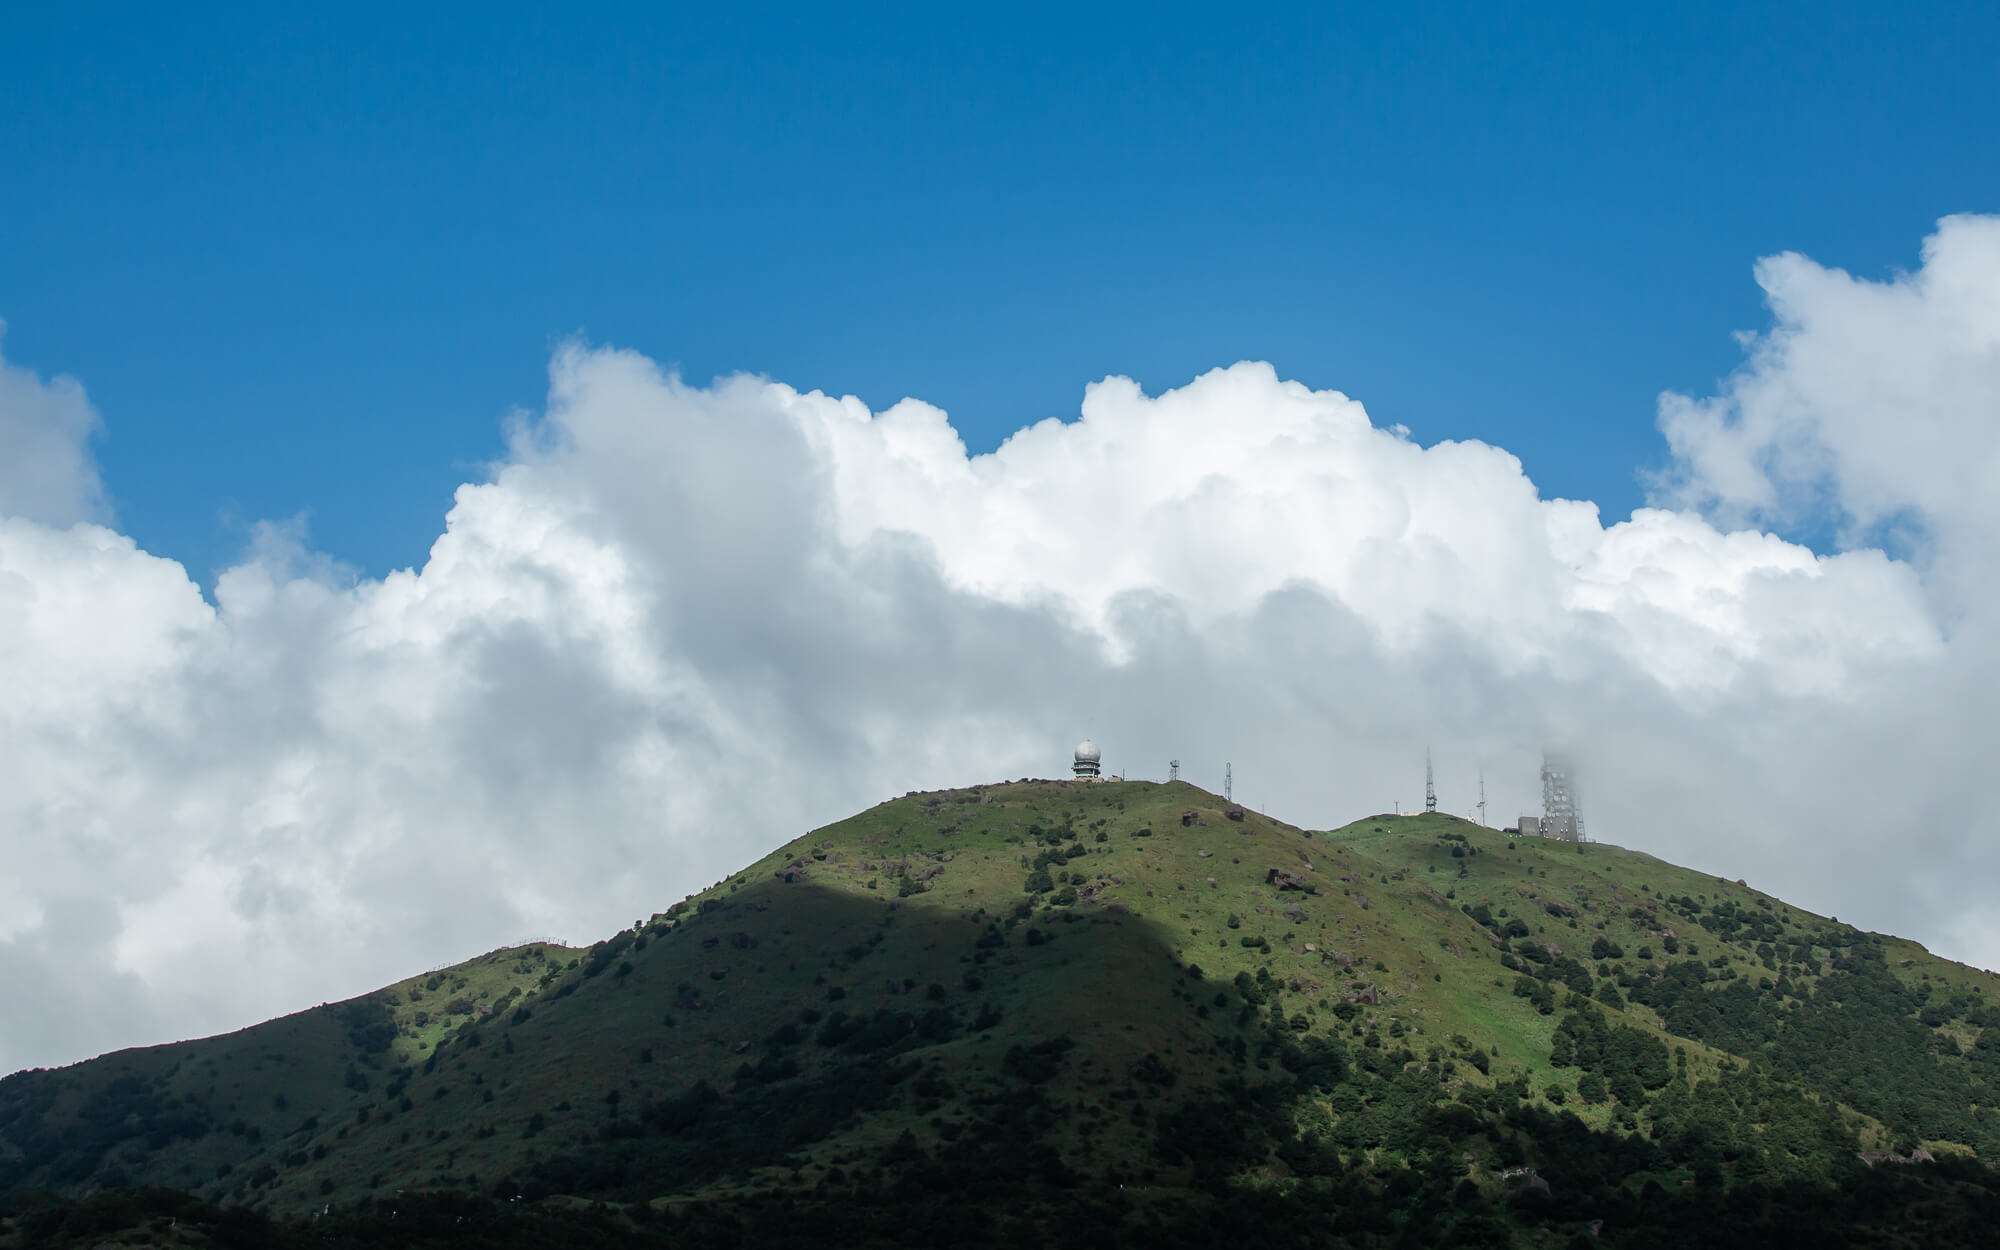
[[1169, 759, 1180, 782], [1425, 748, 1437, 813], [1224, 763, 1233, 803], [1477, 769, 1487, 826]]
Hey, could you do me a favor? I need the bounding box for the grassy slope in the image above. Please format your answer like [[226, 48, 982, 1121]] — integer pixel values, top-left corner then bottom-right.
[[0, 946, 570, 1197], [4, 779, 1998, 1217]]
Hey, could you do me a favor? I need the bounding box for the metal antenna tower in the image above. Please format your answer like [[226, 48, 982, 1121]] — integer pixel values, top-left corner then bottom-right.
[[1476, 769, 1487, 827], [1541, 753, 1584, 842], [1425, 748, 1437, 813], [1224, 763, 1233, 803], [1169, 759, 1180, 782]]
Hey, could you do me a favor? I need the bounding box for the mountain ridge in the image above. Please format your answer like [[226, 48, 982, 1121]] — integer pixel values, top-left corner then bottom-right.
[[6, 779, 1999, 1246]]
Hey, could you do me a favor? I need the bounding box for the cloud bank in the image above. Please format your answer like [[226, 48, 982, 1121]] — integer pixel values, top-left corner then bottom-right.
[[4, 217, 1998, 1075]]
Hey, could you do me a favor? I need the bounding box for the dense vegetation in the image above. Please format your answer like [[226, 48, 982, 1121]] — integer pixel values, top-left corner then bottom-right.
[[8, 1148, 2000, 1248], [4, 780, 1999, 1245]]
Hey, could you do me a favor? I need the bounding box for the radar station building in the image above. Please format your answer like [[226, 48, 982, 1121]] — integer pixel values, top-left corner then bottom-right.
[[1072, 740, 1102, 780]]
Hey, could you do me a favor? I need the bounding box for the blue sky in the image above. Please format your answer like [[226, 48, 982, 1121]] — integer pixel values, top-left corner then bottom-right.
[[3, 2, 1996, 580]]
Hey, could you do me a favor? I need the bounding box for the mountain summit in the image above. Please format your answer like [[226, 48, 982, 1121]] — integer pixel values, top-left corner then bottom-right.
[[5, 780, 1999, 1246]]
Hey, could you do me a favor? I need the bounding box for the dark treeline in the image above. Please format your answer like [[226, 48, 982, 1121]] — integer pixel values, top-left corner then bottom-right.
[[7, 1161, 2000, 1250]]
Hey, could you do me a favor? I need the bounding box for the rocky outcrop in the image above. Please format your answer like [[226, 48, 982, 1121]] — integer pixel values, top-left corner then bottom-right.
[[1857, 1148, 1937, 1167]]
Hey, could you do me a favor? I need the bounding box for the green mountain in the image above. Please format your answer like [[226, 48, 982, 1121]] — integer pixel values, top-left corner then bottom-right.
[[6, 780, 2000, 1247]]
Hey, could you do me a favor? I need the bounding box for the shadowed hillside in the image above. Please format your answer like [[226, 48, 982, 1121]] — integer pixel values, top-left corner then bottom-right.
[[6, 780, 2000, 1246]]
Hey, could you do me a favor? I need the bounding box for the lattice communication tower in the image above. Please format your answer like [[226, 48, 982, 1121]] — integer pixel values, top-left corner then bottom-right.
[[1540, 753, 1585, 842]]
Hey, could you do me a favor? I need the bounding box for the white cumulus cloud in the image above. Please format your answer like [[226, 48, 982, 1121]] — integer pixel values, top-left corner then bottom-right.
[[0, 324, 107, 527], [1657, 212, 2000, 614], [2, 216, 1997, 1076]]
